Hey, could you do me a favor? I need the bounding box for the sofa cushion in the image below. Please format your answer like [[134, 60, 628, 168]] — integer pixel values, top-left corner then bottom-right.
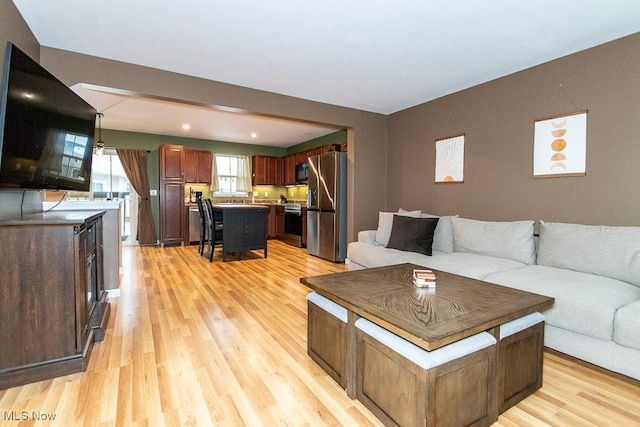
[[537, 220, 640, 287], [346, 241, 439, 269], [419, 252, 527, 280], [614, 300, 640, 351], [485, 265, 640, 341], [421, 214, 456, 253], [346, 242, 526, 280], [387, 215, 439, 255], [451, 217, 536, 265], [375, 210, 422, 246]]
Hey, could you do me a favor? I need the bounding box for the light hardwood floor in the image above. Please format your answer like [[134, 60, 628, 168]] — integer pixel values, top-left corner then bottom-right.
[[1, 241, 639, 426]]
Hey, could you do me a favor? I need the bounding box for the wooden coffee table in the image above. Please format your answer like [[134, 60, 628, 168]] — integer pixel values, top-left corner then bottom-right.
[[301, 263, 554, 424], [302, 263, 553, 351]]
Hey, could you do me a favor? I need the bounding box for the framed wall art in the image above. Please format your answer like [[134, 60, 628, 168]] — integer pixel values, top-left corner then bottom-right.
[[435, 134, 464, 183], [533, 111, 587, 177]]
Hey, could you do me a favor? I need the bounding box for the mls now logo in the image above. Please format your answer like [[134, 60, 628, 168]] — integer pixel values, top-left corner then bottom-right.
[[3, 410, 57, 421]]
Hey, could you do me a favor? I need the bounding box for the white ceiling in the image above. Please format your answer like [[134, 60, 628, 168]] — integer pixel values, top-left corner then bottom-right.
[[11, 0, 640, 146], [71, 84, 341, 147]]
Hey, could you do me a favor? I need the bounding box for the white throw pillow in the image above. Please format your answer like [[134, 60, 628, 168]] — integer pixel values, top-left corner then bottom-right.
[[451, 217, 536, 265], [421, 213, 456, 253], [537, 220, 640, 287], [375, 209, 421, 246]]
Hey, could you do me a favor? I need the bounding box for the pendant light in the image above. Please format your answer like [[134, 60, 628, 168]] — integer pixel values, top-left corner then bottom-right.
[[95, 112, 105, 156]]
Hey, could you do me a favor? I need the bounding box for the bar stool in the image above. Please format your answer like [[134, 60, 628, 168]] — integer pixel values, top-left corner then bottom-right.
[[203, 198, 223, 262], [196, 197, 207, 256]]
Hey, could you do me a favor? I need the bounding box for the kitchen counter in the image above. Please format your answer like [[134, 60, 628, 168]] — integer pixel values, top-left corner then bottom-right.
[[209, 204, 269, 261]]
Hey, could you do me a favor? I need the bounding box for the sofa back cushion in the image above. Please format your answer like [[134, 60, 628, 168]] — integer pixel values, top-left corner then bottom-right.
[[375, 210, 422, 246], [375, 210, 456, 254], [421, 213, 456, 253], [537, 220, 640, 287], [452, 217, 537, 265]]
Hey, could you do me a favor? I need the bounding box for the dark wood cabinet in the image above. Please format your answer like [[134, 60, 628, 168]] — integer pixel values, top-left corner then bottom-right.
[[184, 149, 212, 184], [275, 205, 285, 239], [0, 211, 109, 389], [274, 156, 285, 186], [252, 155, 278, 185], [160, 144, 185, 181], [160, 181, 184, 246], [253, 145, 342, 186], [160, 145, 186, 245], [268, 205, 277, 238], [283, 154, 297, 185]]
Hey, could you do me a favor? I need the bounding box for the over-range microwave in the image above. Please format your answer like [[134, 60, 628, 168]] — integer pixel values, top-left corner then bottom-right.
[[295, 162, 308, 183]]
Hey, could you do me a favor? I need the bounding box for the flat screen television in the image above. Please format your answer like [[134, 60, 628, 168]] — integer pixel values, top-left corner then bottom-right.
[[0, 42, 97, 191]]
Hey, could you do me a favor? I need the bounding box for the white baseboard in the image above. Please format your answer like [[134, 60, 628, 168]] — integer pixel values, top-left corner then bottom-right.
[[106, 288, 121, 298]]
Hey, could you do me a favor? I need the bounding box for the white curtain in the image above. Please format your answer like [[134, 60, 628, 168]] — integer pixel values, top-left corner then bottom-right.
[[236, 155, 252, 192], [210, 154, 220, 192]]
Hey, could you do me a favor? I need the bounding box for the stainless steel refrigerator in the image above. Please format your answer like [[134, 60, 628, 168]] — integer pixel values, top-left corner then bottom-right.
[[306, 151, 347, 262]]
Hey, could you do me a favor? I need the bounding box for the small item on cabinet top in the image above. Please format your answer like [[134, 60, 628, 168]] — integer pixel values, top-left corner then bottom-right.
[[280, 193, 288, 203]]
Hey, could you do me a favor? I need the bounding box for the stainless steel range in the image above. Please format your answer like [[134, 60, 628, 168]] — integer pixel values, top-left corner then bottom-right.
[[283, 202, 304, 247]]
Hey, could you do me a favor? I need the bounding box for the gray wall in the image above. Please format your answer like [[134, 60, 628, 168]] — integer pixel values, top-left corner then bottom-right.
[[39, 48, 388, 241], [3, 5, 637, 232], [0, 0, 43, 220], [387, 32, 640, 227]]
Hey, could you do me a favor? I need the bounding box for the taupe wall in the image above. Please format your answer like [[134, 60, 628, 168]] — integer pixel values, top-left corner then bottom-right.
[[387, 32, 640, 227], [39, 48, 388, 240], [0, 0, 43, 220]]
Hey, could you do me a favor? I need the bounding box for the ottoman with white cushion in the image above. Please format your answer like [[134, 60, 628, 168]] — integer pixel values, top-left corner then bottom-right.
[[306, 292, 349, 388], [355, 318, 498, 427], [497, 312, 545, 412]]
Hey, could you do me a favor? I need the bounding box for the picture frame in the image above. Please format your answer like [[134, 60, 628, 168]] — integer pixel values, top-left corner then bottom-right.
[[533, 111, 587, 177], [435, 134, 464, 183]]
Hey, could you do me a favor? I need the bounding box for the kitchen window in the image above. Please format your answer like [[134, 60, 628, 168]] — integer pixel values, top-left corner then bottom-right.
[[212, 154, 251, 195]]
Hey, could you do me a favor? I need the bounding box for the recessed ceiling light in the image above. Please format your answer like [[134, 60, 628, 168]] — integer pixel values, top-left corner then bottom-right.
[[182, 124, 191, 130], [251, 132, 258, 138]]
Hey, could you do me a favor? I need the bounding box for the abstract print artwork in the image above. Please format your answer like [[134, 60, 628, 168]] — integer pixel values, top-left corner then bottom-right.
[[533, 111, 587, 177], [435, 134, 464, 183]]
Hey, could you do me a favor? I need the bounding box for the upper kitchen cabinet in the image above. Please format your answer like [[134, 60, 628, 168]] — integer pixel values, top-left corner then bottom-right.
[[283, 154, 297, 185], [160, 145, 185, 181], [185, 149, 212, 184], [252, 155, 279, 185]]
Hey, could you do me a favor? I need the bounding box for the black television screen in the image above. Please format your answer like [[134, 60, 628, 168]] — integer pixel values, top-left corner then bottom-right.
[[0, 42, 97, 191]]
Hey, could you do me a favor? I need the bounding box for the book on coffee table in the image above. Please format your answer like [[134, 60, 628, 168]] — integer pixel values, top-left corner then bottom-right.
[[413, 269, 436, 288]]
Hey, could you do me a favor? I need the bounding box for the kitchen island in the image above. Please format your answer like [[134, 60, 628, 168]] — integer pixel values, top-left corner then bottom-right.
[[211, 203, 269, 261]]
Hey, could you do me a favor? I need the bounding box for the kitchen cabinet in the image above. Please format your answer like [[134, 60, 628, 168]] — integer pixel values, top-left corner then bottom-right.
[[268, 205, 277, 238], [283, 154, 297, 185], [0, 211, 109, 389], [274, 156, 285, 186], [160, 181, 184, 246], [275, 205, 285, 239], [252, 155, 279, 185], [185, 149, 212, 184], [160, 145, 186, 245], [160, 144, 185, 181]]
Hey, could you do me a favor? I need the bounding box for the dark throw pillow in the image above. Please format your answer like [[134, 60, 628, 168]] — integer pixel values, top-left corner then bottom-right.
[[386, 215, 439, 256]]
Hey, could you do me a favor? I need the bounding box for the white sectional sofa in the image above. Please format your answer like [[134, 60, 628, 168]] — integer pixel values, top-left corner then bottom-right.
[[346, 211, 640, 381]]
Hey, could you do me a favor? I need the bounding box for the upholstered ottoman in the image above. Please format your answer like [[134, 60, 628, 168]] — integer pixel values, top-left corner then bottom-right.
[[355, 318, 498, 427], [306, 292, 349, 388], [497, 312, 545, 412]]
